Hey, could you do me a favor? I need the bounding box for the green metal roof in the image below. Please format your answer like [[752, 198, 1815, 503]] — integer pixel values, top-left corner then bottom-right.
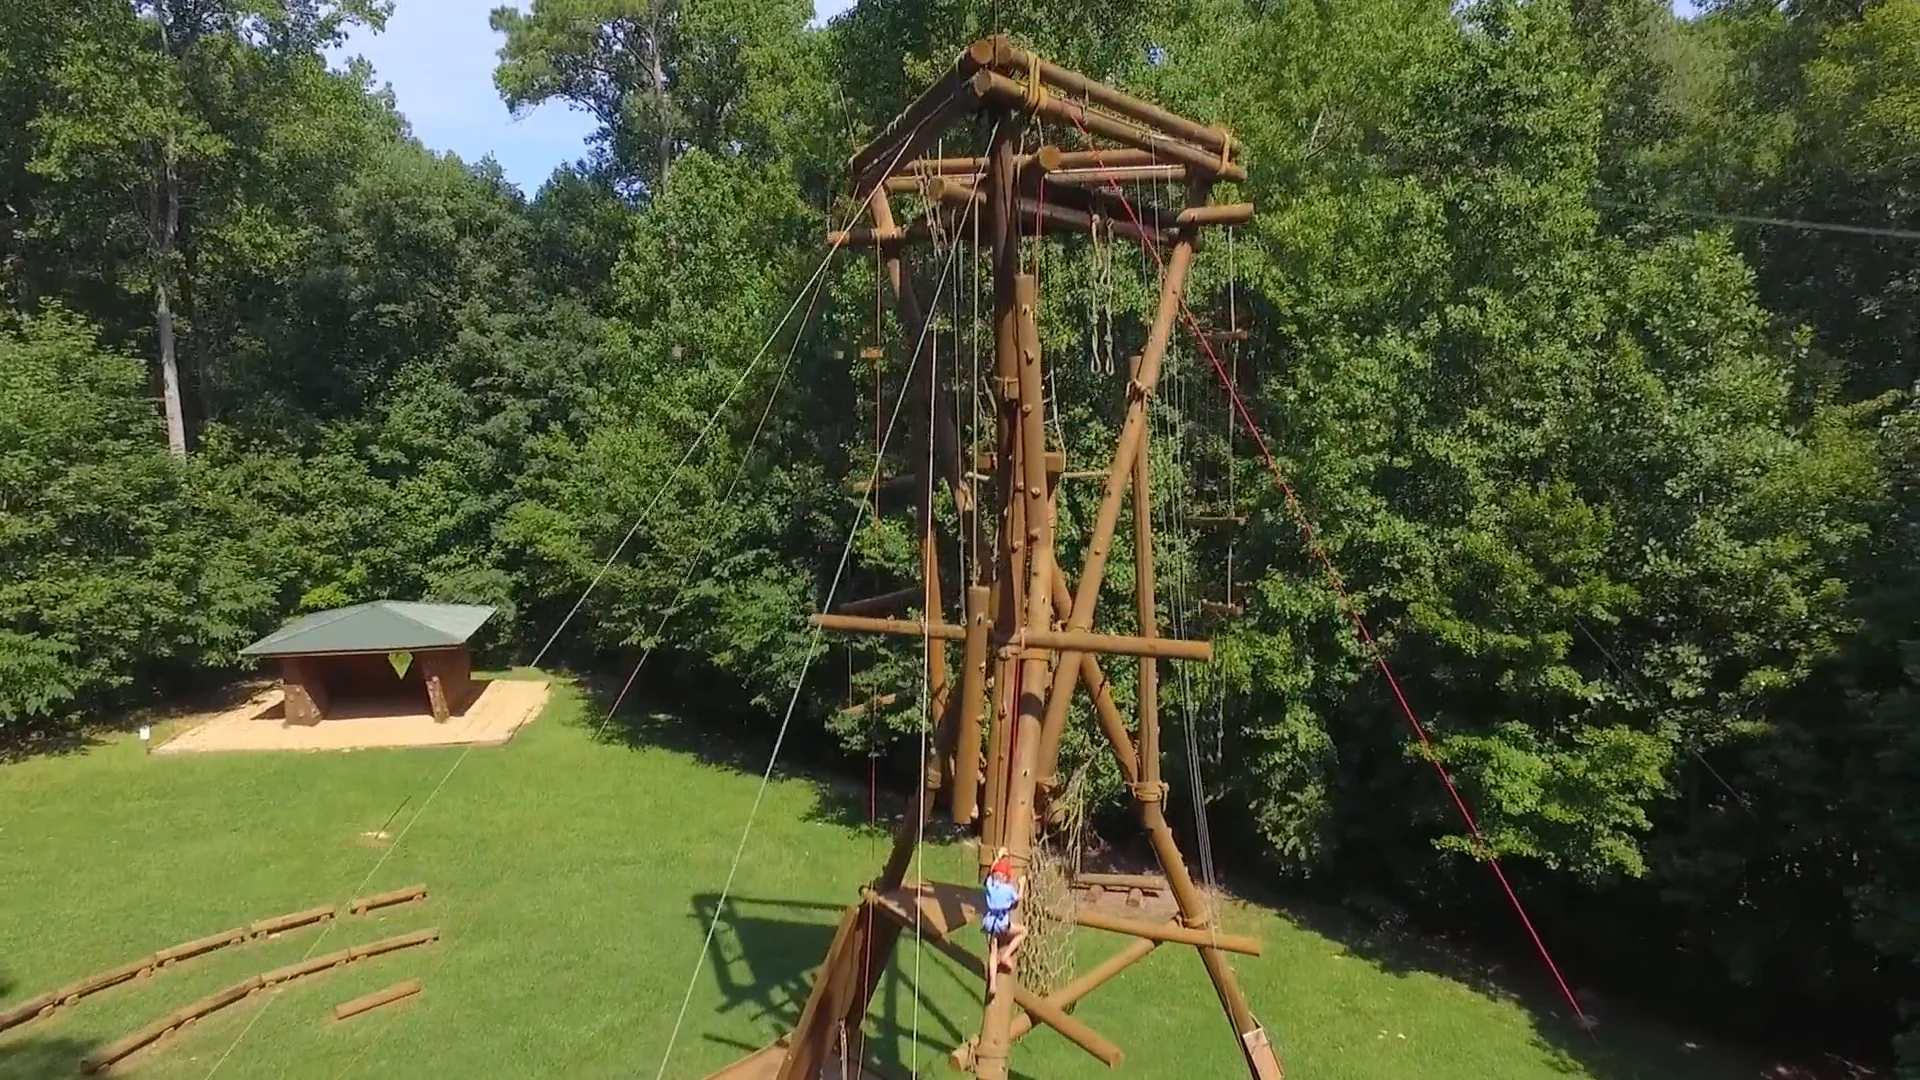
[[239, 601, 496, 658]]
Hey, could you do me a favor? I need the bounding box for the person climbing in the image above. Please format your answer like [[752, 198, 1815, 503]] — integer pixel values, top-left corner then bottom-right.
[[982, 848, 1027, 995]]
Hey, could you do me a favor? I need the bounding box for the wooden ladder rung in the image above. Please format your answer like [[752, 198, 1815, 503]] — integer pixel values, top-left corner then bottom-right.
[[1199, 601, 1244, 618], [1201, 328, 1249, 343], [1189, 515, 1247, 528]]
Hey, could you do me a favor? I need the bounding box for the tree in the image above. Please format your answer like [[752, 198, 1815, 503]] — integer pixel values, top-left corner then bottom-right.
[[491, 0, 821, 198], [27, 0, 388, 454]]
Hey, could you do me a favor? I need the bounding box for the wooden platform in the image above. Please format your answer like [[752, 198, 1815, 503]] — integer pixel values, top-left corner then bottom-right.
[[867, 882, 980, 941], [699, 1039, 891, 1080], [156, 679, 548, 754]]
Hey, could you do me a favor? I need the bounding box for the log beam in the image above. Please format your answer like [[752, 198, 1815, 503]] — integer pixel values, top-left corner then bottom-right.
[[969, 71, 1248, 182], [973, 36, 1243, 160], [1072, 907, 1262, 956], [807, 613, 1212, 662]]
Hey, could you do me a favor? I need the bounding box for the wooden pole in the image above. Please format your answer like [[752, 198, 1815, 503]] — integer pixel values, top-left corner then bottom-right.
[[953, 584, 991, 824], [1134, 362, 1162, 795], [1071, 908, 1262, 956], [907, 923, 1124, 1068], [974, 36, 1243, 160], [807, 613, 1212, 662], [972, 112, 1033, 1080], [969, 71, 1248, 182], [979, 120, 1021, 877], [928, 179, 1171, 246], [894, 147, 1165, 176], [869, 188, 970, 527], [1037, 571, 1138, 792], [833, 586, 922, 616], [849, 53, 996, 200], [1019, 937, 1157, 1037], [1044, 165, 1188, 186]]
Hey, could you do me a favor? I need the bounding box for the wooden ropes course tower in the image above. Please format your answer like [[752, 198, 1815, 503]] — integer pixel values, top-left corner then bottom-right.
[[707, 36, 1280, 1080]]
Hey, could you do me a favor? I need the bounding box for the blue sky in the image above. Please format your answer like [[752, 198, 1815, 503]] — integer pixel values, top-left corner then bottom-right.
[[330, 0, 858, 195]]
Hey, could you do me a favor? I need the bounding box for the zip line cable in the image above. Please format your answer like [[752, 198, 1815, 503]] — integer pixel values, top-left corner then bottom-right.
[[280, 132, 944, 1080], [529, 116, 963, 673], [1063, 116, 1592, 1032], [526, 248, 841, 673], [1593, 196, 1920, 243], [587, 275, 830, 744], [648, 143, 994, 1080], [246, 224, 853, 1080]]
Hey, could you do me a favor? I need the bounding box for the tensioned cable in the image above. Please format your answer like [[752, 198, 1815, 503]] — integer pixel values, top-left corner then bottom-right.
[[308, 132, 945, 1080], [647, 139, 995, 1080], [1592, 196, 1920, 242], [1064, 115, 1591, 1031], [316, 239, 844, 1080], [529, 114, 960, 673], [262, 197, 858, 1080], [587, 275, 831, 743], [527, 247, 843, 672]]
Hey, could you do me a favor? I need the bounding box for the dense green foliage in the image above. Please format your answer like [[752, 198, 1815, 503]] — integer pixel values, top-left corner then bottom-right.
[[4, 0, 1919, 1069]]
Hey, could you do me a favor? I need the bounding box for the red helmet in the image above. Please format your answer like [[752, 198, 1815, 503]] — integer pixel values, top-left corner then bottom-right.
[[989, 857, 1013, 879]]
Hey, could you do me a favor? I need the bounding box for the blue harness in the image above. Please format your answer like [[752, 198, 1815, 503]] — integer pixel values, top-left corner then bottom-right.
[[982, 875, 1017, 936]]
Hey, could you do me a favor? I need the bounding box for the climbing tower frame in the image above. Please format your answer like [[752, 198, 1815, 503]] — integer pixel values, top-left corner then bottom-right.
[[707, 36, 1279, 1080]]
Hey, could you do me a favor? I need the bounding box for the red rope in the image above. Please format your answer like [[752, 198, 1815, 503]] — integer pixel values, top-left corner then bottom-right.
[[1062, 116, 1591, 1032]]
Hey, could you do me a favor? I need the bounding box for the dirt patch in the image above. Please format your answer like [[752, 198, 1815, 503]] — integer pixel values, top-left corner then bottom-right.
[[154, 679, 550, 754]]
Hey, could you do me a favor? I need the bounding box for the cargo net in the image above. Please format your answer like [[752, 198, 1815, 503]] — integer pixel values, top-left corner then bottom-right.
[[1023, 768, 1090, 996]]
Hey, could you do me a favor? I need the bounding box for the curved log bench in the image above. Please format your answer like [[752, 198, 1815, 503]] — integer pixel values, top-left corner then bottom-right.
[[0, 888, 431, 1037], [78, 928, 439, 1074], [331, 979, 422, 1021], [346, 884, 427, 916], [80, 976, 266, 1074], [250, 905, 334, 939]]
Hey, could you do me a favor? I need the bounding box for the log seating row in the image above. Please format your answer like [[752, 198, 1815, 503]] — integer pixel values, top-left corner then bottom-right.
[[0, 884, 428, 1036], [78, 929, 439, 1074]]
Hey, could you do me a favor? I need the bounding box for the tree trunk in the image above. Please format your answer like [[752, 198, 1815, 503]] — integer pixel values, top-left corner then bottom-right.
[[649, 0, 670, 192], [155, 145, 187, 457]]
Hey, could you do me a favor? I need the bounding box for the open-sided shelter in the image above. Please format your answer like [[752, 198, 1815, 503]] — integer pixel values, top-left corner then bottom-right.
[[239, 602, 495, 724]]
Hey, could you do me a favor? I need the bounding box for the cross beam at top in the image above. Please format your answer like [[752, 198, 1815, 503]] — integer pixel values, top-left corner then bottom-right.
[[848, 36, 1246, 206]]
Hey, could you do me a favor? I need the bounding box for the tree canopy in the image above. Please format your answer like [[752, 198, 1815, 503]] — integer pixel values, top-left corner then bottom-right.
[[4, 0, 1920, 1070]]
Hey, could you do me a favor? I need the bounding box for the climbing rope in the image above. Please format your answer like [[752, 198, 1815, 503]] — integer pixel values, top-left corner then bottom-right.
[[1059, 114, 1592, 1031], [1089, 215, 1116, 376], [647, 165, 994, 1080]]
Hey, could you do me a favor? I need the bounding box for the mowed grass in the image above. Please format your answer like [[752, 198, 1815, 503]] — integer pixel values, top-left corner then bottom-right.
[[0, 672, 1763, 1080]]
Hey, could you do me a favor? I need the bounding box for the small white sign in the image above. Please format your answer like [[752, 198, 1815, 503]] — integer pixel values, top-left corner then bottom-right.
[[139, 725, 151, 742]]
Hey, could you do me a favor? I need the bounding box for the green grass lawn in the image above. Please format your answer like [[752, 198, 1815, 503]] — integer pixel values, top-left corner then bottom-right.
[[0, 672, 1767, 1080]]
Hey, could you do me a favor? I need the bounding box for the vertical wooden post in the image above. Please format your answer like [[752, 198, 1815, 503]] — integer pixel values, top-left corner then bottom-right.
[[972, 117, 1032, 1080], [1133, 361, 1161, 786], [953, 585, 991, 824], [867, 189, 953, 731], [981, 120, 1025, 881]]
